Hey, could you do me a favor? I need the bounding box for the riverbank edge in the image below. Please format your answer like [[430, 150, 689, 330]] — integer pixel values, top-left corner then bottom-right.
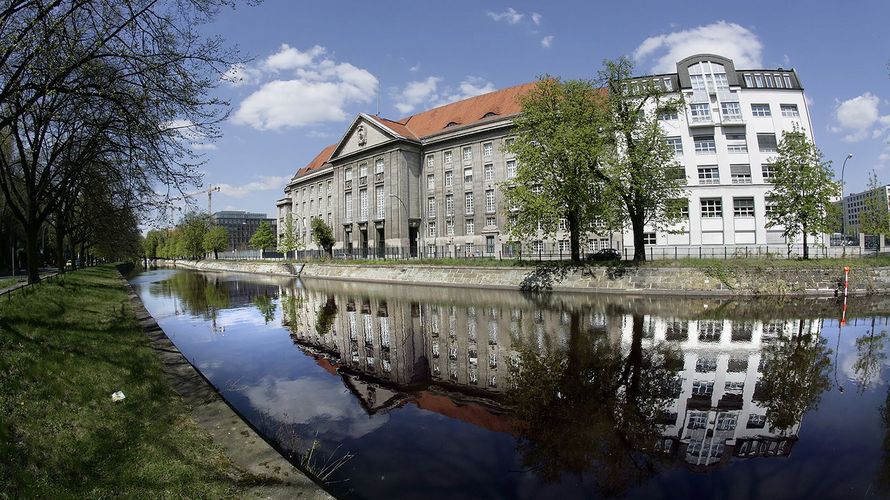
[[159, 259, 890, 296], [119, 267, 332, 499]]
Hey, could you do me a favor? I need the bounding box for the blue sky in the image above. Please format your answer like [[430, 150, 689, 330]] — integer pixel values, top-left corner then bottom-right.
[[187, 0, 890, 217]]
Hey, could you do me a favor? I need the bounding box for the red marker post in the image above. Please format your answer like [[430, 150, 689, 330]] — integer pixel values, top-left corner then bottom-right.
[[841, 266, 850, 326]]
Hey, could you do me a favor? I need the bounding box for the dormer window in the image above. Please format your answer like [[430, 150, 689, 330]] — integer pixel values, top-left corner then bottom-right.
[[445, 121, 460, 128], [482, 112, 498, 119]]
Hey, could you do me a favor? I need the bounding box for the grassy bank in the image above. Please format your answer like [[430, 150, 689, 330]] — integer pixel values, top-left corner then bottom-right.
[[0, 265, 252, 498]]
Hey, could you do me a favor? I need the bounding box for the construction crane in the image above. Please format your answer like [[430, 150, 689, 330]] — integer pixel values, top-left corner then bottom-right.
[[204, 185, 221, 215]]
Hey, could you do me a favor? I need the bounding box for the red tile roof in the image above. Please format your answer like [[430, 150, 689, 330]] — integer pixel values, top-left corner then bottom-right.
[[293, 81, 537, 179]]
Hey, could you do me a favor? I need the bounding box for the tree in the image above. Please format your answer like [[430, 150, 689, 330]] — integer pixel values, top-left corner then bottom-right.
[[203, 225, 229, 260], [310, 218, 335, 258], [250, 221, 276, 258], [766, 129, 840, 259], [504, 78, 616, 262], [860, 170, 890, 239], [277, 212, 300, 257], [143, 230, 166, 262], [180, 212, 211, 260], [594, 58, 687, 262]]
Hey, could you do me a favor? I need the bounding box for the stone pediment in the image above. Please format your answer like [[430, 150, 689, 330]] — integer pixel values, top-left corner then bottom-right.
[[331, 114, 401, 160]]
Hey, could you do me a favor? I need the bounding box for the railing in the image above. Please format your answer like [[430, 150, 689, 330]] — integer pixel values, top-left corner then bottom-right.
[[1, 271, 61, 301]]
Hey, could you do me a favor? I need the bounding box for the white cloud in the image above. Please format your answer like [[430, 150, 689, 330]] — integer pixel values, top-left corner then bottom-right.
[[833, 93, 886, 142], [531, 12, 543, 25], [221, 63, 262, 87], [262, 44, 325, 72], [435, 77, 496, 106], [409, 63, 421, 72], [633, 21, 763, 74], [393, 76, 441, 114], [541, 35, 554, 48], [190, 143, 217, 151], [487, 7, 523, 24], [214, 176, 289, 198], [231, 44, 378, 130]]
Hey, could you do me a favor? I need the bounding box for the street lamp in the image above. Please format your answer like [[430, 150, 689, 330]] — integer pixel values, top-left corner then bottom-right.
[[841, 153, 853, 253]]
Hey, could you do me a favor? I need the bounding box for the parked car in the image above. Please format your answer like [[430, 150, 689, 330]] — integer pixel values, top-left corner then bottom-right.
[[586, 248, 621, 262]]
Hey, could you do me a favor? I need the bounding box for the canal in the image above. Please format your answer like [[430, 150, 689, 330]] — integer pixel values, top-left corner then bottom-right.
[[130, 268, 890, 499]]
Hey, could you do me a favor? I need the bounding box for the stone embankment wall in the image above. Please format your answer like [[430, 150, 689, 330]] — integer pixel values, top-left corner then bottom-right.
[[158, 259, 302, 277], [299, 263, 890, 297]]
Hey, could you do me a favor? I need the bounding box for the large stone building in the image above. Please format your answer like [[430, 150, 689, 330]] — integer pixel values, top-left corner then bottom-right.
[[278, 53, 817, 258], [212, 210, 277, 251]]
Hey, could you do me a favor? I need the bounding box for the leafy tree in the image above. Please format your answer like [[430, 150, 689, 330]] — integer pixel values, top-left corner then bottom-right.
[[277, 212, 300, 257], [203, 225, 229, 259], [594, 57, 687, 262], [250, 221, 276, 258], [759, 319, 832, 430], [852, 319, 888, 394], [253, 293, 276, 324], [180, 212, 211, 260], [143, 230, 167, 261], [766, 129, 840, 259], [504, 78, 615, 262], [860, 170, 890, 238], [310, 218, 335, 258]]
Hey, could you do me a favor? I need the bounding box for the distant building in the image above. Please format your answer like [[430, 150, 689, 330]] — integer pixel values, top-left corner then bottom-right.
[[211, 211, 277, 250], [840, 183, 890, 236]]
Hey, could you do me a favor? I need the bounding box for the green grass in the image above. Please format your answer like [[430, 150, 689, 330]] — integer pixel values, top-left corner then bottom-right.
[[0, 277, 25, 290], [0, 265, 252, 498]]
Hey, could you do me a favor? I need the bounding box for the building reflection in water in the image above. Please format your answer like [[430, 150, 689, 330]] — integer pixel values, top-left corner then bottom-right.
[[280, 279, 840, 483]]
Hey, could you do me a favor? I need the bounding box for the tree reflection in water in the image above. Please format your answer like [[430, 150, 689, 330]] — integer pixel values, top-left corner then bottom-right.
[[162, 271, 231, 323], [508, 311, 681, 495], [852, 318, 889, 394], [315, 296, 338, 336], [253, 293, 276, 324], [758, 319, 831, 431]]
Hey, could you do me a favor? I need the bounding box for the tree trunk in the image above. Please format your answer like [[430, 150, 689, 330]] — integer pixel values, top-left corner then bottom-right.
[[567, 210, 581, 263], [23, 223, 40, 284], [213, 249, 218, 259], [69, 240, 78, 270], [55, 225, 66, 274], [631, 213, 646, 262], [802, 225, 809, 260], [625, 313, 645, 403]]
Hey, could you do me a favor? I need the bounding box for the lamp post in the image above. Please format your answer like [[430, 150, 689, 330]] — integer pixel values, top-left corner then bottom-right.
[[841, 153, 853, 255]]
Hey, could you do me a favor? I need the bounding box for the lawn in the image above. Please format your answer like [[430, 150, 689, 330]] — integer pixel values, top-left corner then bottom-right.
[[0, 265, 254, 498]]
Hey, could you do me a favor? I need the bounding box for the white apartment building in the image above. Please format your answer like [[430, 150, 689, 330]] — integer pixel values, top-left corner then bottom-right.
[[279, 53, 819, 258], [840, 183, 890, 236]]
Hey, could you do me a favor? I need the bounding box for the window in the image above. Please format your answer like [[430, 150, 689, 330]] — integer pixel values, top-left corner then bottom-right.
[[327, 180, 332, 192], [692, 381, 714, 397], [427, 197, 436, 218], [376, 186, 384, 218], [643, 232, 656, 245], [730, 164, 752, 184], [465, 192, 474, 214], [466, 219, 475, 235], [783, 74, 793, 88], [504, 137, 515, 148], [666, 136, 683, 155], [359, 189, 368, 220], [688, 411, 708, 429], [701, 198, 723, 217], [345, 192, 353, 219], [506, 159, 517, 178], [464, 242, 474, 255], [427, 174, 435, 191], [734, 197, 755, 217], [743, 74, 753, 86], [359, 162, 368, 177], [757, 133, 778, 153], [725, 133, 748, 153], [558, 240, 570, 254], [696, 356, 718, 372], [747, 414, 766, 429], [558, 218, 567, 231], [713, 72, 729, 91], [694, 135, 716, 154], [690, 103, 711, 123], [482, 216, 494, 228], [428, 222, 436, 237], [765, 197, 778, 217], [662, 77, 673, 91], [345, 167, 353, 181], [446, 219, 454, 236], [484, 163, 494, 181], [751, 104, 771, 117], [444, 150, 453, 165], [426, 155, 434, 168], [781, 104, 800, 117], [531, 240, 543, 253], [444, 170, 453, 189], [690, 74, 706, 91], [754, 74, 764, 87], [698, 166, 720, 185], [375, 158, 385, 174], [462, 146, 472, 161], [464, 167, 473, 185], [445, 194, 454, 216], [659, 110, 679, 121], [483, 142, 493, 157], [716, 413, 737, 431], [721, 101, 742, 121], [762, 164, 777, 181], [669, 198, 689, 219], [485, 189, 495, 212]]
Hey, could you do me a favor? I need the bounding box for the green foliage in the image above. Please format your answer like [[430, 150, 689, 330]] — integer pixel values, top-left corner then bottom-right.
[[595, 57, 687, 261], [860, 170, 890, 237], [143, 229, 167, 259], [202, 226, 229, 258], [179, 212, 211, 260], [252, 293, 276, 324], [310, 218, 335, 257], [766, 129, 840, 259], [315, 296, 338, 335], [277, 212, 301, 254], [504, 77, 615, 262], [249, 221, 276, 252]]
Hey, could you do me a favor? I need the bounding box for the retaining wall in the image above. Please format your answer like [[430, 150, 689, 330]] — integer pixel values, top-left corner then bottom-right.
[[158, 259, 302, 277]]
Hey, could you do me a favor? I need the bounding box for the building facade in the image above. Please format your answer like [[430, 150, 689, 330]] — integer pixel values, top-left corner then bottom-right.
[[212, 211, 277, 251], [279, 53, 818, 258], [840, 183, 890, 236]]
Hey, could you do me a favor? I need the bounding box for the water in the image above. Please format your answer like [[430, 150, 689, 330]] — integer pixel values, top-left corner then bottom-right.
[[130, 269, 890, 499]]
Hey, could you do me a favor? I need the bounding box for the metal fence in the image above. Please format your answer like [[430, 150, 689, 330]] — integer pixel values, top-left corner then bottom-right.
[[0, 272, 60, 301]]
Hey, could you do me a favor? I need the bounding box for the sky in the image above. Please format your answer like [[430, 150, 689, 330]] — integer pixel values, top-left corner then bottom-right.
[[183, 0, 890, 218]]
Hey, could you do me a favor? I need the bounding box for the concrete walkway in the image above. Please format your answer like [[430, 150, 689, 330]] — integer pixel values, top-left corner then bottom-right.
[[124, 283, 333, 499]]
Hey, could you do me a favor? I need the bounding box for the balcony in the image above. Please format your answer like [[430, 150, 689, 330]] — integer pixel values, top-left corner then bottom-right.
[[721, 113, 745, 125], [689, 114, 714, 127]]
